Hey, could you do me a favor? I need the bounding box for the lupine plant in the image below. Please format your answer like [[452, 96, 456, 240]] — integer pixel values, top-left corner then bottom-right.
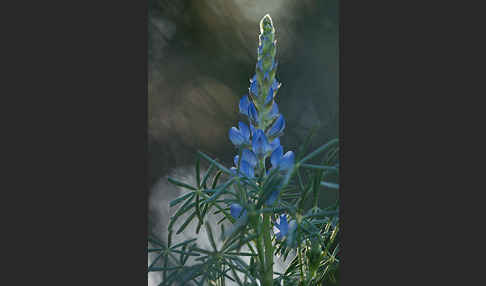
[[148, 14, 340, 286]]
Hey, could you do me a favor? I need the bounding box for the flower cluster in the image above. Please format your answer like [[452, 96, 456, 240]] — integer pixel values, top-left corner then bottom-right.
[[228, 14, 295, 240], [228, 15, 294, 181]]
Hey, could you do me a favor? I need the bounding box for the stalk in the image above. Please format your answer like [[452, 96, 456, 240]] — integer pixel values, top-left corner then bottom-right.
[[262, 213, 274, 286]]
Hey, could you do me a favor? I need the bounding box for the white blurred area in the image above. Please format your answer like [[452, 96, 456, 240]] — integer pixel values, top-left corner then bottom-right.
[[148, 165, 295, 285]]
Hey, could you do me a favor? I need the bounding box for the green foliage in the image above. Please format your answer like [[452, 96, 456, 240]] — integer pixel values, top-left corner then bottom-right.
[[149, 138, 339, 285]]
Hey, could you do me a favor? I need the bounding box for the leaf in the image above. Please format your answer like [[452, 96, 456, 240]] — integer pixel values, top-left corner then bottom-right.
[[203, 178, 235, 203], [169, 192, 194, 207], [176, 211, 198, 234], [200, 162, 215, 189], [224, 233, 258, 253], [148, 266, 182, 272], [205, 223, 219, 252], [212, 170, 223, 189], [167, 176, 197, 191], [299, 138, 339, 164], [320, 181, 339, 190], [198, 151, 232, 175], [170, 238, 198, 250], [300, 163, 338, 173]]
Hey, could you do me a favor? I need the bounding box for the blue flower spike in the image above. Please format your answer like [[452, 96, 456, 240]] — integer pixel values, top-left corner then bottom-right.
[[228, 13, 293, 182]]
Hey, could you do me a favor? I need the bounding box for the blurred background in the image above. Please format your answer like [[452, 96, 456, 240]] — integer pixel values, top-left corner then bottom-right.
[[148, 0, 339, 283]]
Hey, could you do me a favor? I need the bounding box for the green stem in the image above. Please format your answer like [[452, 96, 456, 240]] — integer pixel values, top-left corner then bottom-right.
[[262, 213, 274, 286], [298, 245, 305, 285], [255, 226, 266, 279]]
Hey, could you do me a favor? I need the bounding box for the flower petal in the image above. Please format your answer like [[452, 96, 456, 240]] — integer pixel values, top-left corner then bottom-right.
[[278, 214, 288, 235], [270, 138, 280, 152], [250, 124, 256, 137], [230, 203, 244, 219], [239, 95, 250, 116], [238, 121, 250, 142], [269, 102, 279, 119], [250, 77, 259, 96], [279, 151, 295, 170], [248, 103, 259, 125], [267, 114, 285, 137], [240, 161, 255, 178], [241, 149, 258, 167], [229, 127, 245, 146], [271, 145, 283, 168], [252, 129, 271, 157]]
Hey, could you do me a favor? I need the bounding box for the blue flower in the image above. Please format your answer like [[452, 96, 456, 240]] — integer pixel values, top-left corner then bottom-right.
[[238, 122, 250, 140], [241, 149, 258, 167], [250, 124, 256, 137], [239, 161, 254, 178], [248, 103, 259, 125], [230, 203, 247, 219], [239, 95, 250, 116], [267, 114, 285, 138], [265, 80, 280, 105], [250, 77, 259, 96], [269, 137, 280, 152], [252, 129, 272, 158], [229, 122, 251, 147], [271, 145, 283, 167], [265, 90, 273, 105], [232, 154, 255, 178], [271, 145, 294, 171], [229, 127, 245, 146], [274, 214, 288, 240], [269, 102, 279, 119]]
